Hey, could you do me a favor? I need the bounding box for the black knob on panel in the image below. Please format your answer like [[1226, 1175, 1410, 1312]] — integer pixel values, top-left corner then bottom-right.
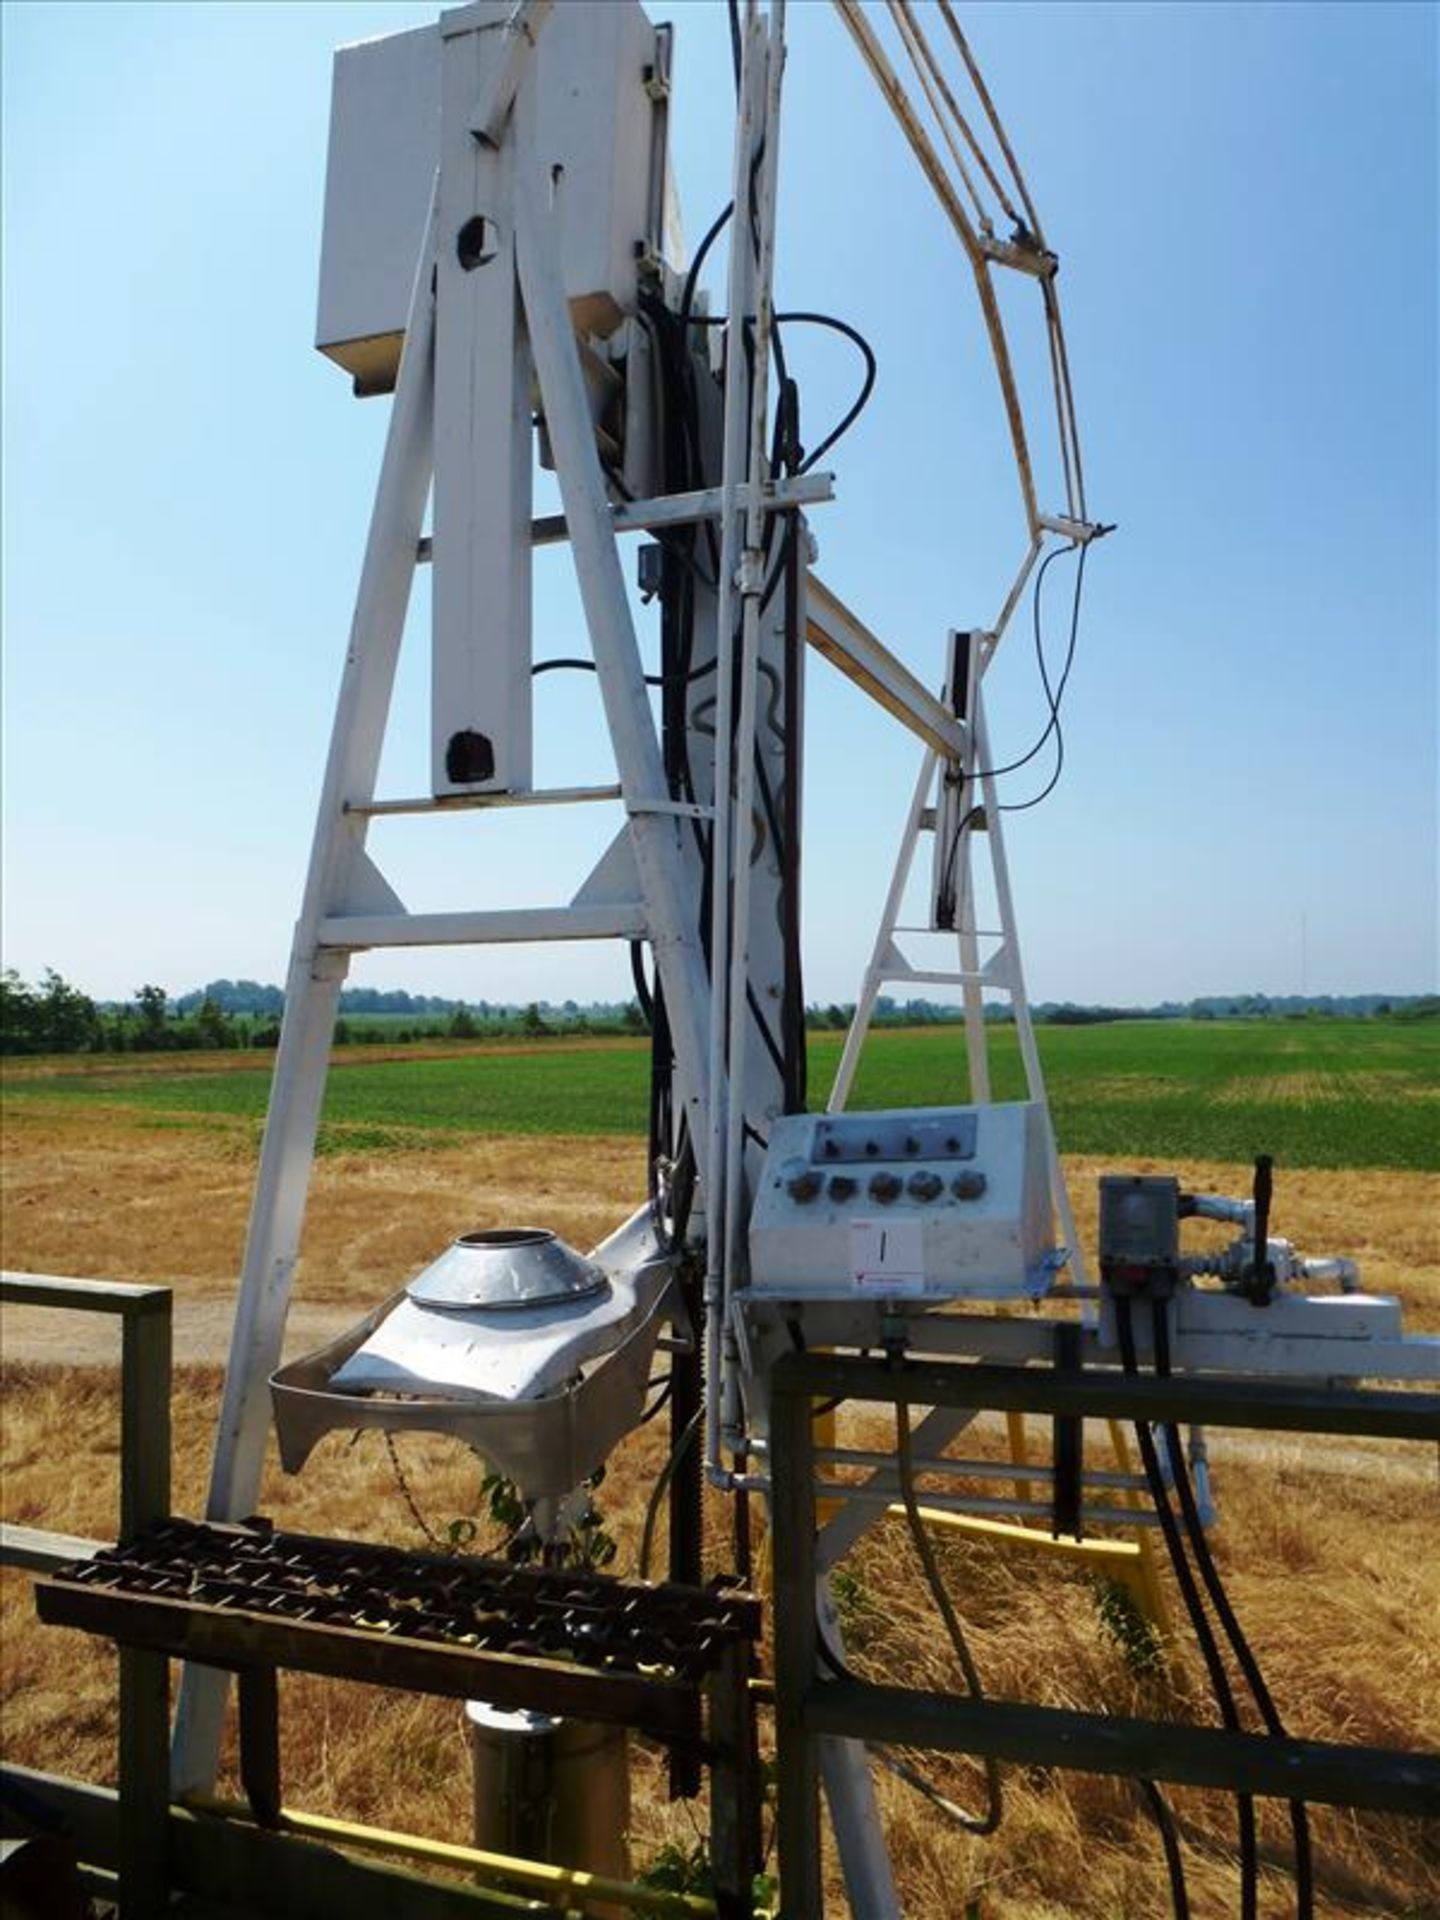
[[868, 1172, 902, 1203], [952, 1170, 987, 1201], [828, 1175, 857, 1201], [786, 1169, 822, 1203], [907, 1171, 943, 1201]]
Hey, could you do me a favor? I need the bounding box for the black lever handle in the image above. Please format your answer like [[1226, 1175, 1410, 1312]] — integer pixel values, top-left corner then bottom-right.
[[1251, 1153, 1274, 1303]]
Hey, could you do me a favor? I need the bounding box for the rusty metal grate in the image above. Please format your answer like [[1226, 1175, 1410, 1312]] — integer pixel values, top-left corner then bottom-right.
[[53, 1518, 759, 1683]]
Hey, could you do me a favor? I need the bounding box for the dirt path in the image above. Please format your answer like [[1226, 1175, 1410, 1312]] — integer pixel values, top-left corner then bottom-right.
[[5, 1298, 1433, 1496], [0, 1295, 355, 1368]]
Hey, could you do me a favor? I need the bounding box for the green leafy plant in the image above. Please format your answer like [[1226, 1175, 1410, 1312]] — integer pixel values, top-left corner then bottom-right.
[[1092, 1576, 1164, 1679], [480, 1468, 618, 1570], [634, 1838, 712, 1897]]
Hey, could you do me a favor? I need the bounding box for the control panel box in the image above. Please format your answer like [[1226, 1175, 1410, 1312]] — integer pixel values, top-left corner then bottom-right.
[[748, 1103, 1056, 1301], [316, 1, 666, 393]]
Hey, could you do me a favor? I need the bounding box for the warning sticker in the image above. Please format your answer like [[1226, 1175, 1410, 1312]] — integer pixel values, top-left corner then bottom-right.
[[849, 1217, 927, 1296]]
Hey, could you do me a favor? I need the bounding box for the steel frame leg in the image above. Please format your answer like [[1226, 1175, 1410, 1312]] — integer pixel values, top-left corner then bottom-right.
[[171, 191, 439, 1797]]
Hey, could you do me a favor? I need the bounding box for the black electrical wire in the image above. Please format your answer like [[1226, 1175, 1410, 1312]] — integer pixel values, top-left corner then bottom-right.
[[637, 178, 814, 1270], [981, 538, 1088, 788], [680, 307, 879, 479], [681, 201, 734, 337], [998, 536, 1091, 815], [1152, 1299, 1315, 1918], [773, 312, 877, 474], [1137, 1778, 1192, 1920], [639, 1407, 702, 1579], [629, 940, 655, 1026], [637, 1374, 675, 1426], [892, 1353, 1003, 1834], [1117, 1297, 1260, 1920], [934, 536, 1091, 913], [532, 656, 717, 690]]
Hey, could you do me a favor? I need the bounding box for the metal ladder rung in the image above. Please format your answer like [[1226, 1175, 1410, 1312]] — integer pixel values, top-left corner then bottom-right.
[[893, 925, 1006, 938], [349, 784, 622, 819], [877, 967, 1012, 989], [317, 903, 647, 950]]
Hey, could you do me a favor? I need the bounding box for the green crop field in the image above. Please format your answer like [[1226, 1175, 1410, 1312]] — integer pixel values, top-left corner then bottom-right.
[[5, 1019, 1436, 1172]]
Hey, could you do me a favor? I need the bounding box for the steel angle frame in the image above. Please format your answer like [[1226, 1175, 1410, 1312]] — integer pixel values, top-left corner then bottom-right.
[[0, 1272, 173, 1919], [828, 662, 1087, 1290], [170, 177, 443, 1796], [767, 1348, 1440, 1918], [175, 6, 718, 1795]]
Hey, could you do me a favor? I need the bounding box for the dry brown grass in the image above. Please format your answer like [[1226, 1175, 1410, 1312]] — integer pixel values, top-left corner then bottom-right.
[[2, 1102, 1438, 1916]]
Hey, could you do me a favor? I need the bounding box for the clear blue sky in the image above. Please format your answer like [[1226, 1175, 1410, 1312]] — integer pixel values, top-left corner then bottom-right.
[[3, 1, 1435, 1010]]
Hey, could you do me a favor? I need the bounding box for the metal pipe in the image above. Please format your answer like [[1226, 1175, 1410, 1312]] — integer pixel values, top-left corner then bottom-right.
[[1300, 1256, 1360, 1291], [721, 0, 788, 1466], [703, 11, 769, 1486], [185, 1797, 715, 1918], [814, 1484, 1162, 1529], [831, 0, 1039, 535], [748, 1436, 1149, 1493]]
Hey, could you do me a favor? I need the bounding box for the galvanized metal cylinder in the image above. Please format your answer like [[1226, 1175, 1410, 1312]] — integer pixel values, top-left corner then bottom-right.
[[464, 1700, 630, 1913]]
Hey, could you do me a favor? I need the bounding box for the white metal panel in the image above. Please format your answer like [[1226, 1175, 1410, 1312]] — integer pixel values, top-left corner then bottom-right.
[[749, 1102, 1056, 1301], [316, 3, 665, 391], [315, 22, 455, 392], [431, 13, 533, 796]]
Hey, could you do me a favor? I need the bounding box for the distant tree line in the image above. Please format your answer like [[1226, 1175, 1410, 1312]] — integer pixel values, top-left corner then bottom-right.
[[0, 971, 651, 1055], [3, 969, 1436, 1058]]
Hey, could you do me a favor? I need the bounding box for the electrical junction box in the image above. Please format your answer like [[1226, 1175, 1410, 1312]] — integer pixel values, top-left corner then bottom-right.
[[748, 1103, 1057, 1301], [1098, 1173, 1180, 1294], [316, 0, 668, 393]]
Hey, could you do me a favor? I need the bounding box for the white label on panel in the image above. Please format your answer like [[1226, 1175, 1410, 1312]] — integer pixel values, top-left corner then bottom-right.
[[849, 1218, 927, 1296]]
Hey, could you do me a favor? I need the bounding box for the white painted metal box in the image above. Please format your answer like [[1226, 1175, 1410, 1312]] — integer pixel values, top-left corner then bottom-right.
[[316, 0, 664, 392], [748, 1103, 1056, 1301]]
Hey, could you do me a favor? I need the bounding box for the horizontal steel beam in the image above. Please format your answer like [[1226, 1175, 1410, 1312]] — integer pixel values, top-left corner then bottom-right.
[[414, 471, 835, 560], [805, 1682, 1440, 1817], [804, 573, 966, 760], [769, 1352, 1440, 1442], [0, 1766, 550, 1919], [0, 1271, 171, 1317], [347, 784, 622, 819], [0, 1523, 107, 1574]]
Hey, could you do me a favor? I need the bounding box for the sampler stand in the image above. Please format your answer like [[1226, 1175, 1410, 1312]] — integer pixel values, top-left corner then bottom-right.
[[141, 7, 1440, 1919]]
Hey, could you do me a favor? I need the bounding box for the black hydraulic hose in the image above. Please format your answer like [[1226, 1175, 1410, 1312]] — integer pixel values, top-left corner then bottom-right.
[[1151, 1302, 1314, 1918], [1116, 1298, 1260, 1920]]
